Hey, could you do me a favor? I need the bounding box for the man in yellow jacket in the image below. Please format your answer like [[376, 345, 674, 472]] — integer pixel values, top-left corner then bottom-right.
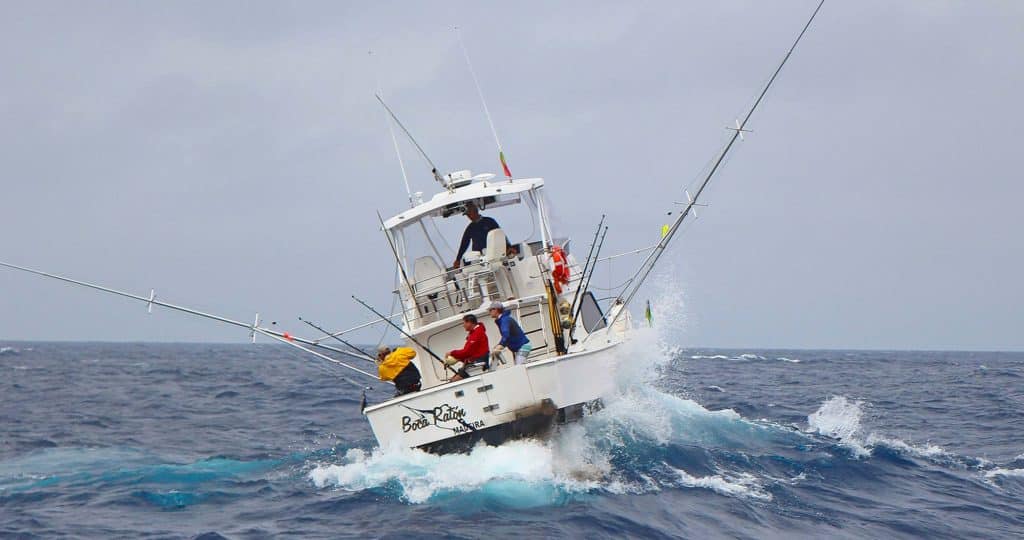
[[376, 345, 422, 396]]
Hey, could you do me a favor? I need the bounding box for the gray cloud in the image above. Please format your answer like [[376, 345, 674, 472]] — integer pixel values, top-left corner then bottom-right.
[[1, 1, 1021, 350]]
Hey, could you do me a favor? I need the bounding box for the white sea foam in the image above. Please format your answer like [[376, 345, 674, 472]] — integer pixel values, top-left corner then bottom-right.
[[308, 386, 774, 505], [310, 363, 778, 505], [808, 396, 864, 442], [308, 441, 599, 505], [706, 385, 725, 393], [690, 354, 730, 360], [776, 357, 801, 363], [984, 468, 1024, 480], [807, 396, 963, 463], [673, 468, 772, 501]]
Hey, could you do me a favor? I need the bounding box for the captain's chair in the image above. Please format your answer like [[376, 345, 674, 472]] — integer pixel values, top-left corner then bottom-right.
[[483, 229, 515, 300], [483, 229, 507, 263]]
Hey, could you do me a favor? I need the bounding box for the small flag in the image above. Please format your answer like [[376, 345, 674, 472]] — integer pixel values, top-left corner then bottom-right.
[[661, 224, 670, 238], [499, 151, 512, 179], [645, 300, 654, 327]]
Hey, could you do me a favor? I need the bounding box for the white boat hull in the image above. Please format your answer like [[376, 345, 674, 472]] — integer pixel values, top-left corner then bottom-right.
[[364, 339, 620, 453]]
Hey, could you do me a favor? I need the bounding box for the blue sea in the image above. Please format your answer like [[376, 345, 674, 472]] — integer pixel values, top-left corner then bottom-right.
[[2, 340, 1022, 539]]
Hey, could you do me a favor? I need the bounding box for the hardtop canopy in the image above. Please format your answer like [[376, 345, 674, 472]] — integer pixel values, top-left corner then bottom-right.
[[382, 177, 545, 231]]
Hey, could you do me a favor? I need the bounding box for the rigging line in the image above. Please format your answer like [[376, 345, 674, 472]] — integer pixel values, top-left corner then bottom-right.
[[428, 216, 456, 258], [255, 325, 378, 383], [312, 311, 403, 344], [419, 220, 447, 267], [454, 26, 509, 177], [299, 316, 375, 362], [375, 94, 446, 187], [590, 275, 635, 292], [377, 210, 417, 316], [596, 0, 826, 339], [370, 50, 413, 205], [596, 245, 657, 263]]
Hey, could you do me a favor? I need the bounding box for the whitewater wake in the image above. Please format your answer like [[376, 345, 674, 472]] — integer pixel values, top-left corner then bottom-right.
[[307, 326, 791, 504]]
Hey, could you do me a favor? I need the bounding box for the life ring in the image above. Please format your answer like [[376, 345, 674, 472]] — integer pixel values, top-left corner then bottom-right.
[[550, 246, 570, 293]]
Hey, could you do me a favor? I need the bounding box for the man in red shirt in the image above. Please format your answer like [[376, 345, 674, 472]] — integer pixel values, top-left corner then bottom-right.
[[445, 313, 490, 381]]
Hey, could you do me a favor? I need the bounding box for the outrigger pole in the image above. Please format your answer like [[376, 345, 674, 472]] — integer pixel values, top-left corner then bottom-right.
[[351, 295, 459, 376], [375, 94, 447, 188], [597, 0, 826, 336], [0, 260, 379, 384]]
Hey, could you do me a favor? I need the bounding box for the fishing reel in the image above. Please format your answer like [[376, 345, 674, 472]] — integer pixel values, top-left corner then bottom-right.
[[558, 299, 574, 329]]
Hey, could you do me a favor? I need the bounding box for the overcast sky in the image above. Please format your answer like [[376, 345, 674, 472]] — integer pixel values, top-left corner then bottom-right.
[[1, 1, 1021, 350]]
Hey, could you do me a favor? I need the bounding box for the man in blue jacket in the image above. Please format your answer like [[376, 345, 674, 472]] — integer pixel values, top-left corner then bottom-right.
[[488, 301, 532, 365]]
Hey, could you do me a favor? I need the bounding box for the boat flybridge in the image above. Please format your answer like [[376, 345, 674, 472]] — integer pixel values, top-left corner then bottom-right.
[[0, 1, 823, 456], [363, 169, 632, 453]]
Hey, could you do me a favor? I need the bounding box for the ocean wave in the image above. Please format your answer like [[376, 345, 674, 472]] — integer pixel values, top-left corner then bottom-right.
[[984, 468, 1024, 479], [308, 441, 601, 506], [805, 396, 993, 469], [688, 353, 801, 363], [0, 447, 279, 495], [672, 468, 772, 501], [309, 377, 796, 506]]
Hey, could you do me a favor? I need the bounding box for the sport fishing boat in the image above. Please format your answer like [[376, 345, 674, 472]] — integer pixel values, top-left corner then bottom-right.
[[0, 1, 824, 455], [360, 170, 634, 453]]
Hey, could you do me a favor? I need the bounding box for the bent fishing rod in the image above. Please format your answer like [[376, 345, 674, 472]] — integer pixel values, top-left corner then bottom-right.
[[351, 295, 459, 376], [0, 259, 380, 385], [595, 0, 827, 339]]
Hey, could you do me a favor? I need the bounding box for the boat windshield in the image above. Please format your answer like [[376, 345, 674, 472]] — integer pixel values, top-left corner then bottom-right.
[[383, 178, 555, 326]]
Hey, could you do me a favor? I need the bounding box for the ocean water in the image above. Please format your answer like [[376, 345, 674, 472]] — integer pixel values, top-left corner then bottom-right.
[[1, 340, 1022, 539]]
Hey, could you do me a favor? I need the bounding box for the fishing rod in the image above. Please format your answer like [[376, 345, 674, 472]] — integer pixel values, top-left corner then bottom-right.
[[298, 316, 375, 363], [353, 293, 478, 431], [594, 0, 827, 339], [351, 294, 459, 376], [375, 94, 446, 187], [0, 259, 379, 382], [567, 215, 605, 319], [572, 226, 608, 336]]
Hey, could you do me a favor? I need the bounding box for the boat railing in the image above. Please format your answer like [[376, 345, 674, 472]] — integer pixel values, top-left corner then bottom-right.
[[400, 260, 517, 327]]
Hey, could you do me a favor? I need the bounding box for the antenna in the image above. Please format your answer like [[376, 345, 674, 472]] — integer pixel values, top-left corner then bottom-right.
[[370, 50, 414, 206], [375, 94, 446, 187], [455, 26, 512, 180]]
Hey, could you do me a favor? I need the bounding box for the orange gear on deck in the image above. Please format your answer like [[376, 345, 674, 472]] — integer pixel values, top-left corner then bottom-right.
[[550, 246, 570, 294]]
